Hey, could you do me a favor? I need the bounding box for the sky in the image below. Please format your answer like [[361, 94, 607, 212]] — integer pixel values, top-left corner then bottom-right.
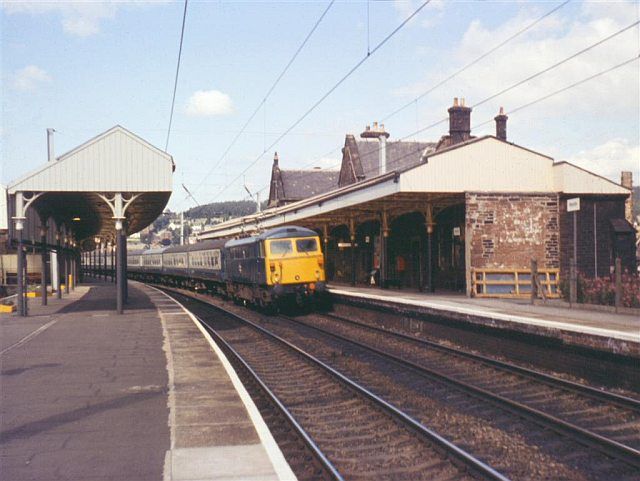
[[1, 0, 639, 212]]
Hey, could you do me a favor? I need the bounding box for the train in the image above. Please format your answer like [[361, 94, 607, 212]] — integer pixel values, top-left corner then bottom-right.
[[127, 226, 327, 308]]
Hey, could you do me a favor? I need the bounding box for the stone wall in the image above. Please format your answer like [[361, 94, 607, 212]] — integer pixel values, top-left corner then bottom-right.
[[466, 193, 559, 269]]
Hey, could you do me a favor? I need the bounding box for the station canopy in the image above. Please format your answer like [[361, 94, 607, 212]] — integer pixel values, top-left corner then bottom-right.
[[7, 125, 174, 248]]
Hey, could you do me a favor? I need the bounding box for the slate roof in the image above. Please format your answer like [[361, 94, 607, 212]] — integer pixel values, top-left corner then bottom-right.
[[355, 139, 436, 178], [279, 169, 339, 201]]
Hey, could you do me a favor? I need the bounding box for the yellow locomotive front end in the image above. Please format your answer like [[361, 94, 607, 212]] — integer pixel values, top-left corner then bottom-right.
[[264, 234, 326, 301]]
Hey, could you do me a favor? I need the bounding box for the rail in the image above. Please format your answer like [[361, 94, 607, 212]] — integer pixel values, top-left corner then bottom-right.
[[472, 267, 560, 298]]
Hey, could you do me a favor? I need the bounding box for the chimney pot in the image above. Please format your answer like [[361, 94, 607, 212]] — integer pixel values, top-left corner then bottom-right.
[[494, 107, 508, 142], [373, 121, 378, 129], [448, 98, 472, 145], [47, 128, 56, 162], [461, 97, 465, 107]]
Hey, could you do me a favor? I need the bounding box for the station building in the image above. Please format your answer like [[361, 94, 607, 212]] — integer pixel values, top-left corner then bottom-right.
[[201, 99, 636, 297]]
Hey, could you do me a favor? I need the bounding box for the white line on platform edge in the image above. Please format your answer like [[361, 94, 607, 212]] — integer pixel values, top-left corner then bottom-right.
[[149, 285, 297, 481], [330, 289, 640, 343], [0, 319, 58, 357]]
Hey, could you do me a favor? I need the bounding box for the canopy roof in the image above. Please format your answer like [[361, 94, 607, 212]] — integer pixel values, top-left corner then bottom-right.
[[7, 125, 174, 245]]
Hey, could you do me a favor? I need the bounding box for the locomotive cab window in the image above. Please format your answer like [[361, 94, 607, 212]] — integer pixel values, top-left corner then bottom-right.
[[269, 240, 293, 255], [296, 238, 318, 253]]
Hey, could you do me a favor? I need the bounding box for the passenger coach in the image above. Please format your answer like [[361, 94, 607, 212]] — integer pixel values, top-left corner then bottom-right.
[[127, 226, 326, 308]]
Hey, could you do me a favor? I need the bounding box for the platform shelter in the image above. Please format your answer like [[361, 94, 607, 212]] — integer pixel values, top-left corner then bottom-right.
[[200, 101, 635, 296], [6, 125, 174, 315]]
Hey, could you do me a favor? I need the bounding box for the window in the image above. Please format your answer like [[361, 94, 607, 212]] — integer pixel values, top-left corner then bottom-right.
[[296, 238, 317, 253], [270, 240, 293, 255]]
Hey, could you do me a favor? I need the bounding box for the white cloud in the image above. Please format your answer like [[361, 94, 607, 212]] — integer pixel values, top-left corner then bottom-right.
[[565, 138, 640, 181], [454, 3, 638, 115], [2, 1, 117, 37], [394, 0, 445, 28], [396, 1, 639, 119], [185, 90, 234, 117], [12, 65, 52, 91]]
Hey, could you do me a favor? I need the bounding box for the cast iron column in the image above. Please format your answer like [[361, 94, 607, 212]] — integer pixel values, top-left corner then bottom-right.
[[40, 227, 47, 305], [56, 233, 62, 299], [17, 229, 25, 316], [64, 239, 70, 294], [123, 230, 128, 303], [116, 230, 124, 314], [426, 229, 434, 293], [379, 210, 389, 289]]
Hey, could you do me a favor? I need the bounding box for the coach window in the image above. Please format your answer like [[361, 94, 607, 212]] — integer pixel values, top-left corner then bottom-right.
[[270, 240, 293, 255]]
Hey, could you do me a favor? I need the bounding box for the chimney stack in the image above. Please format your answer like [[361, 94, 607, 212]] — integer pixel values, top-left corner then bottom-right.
[[360, 122, 390, 175], [621, 171, 633, 223], [494, 107, 508, 141], [47, 128, 56, 162], [448, 97, 472, 145]]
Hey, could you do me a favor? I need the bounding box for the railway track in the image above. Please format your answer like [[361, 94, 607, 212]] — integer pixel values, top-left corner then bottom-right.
[[159, 286, 640, 480], [296, 312, 640, 453], [164, 289, 509, 481], [266, 311, 640, 479]]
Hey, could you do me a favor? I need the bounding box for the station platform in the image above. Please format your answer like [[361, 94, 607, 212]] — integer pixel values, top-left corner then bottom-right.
[[1, 281, 296, 481], [328, 285, 640, 357]]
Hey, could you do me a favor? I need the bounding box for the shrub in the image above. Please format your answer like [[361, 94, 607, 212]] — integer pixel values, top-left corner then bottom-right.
[[560, 271, 640, 308]]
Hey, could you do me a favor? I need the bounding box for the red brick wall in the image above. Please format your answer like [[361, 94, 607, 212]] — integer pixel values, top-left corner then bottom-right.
[[466, 193, 559, 269]]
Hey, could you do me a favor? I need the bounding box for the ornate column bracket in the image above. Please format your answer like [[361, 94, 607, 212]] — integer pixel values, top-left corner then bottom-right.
[[97, 192, 141, 231], [12, 191, 44, 230]]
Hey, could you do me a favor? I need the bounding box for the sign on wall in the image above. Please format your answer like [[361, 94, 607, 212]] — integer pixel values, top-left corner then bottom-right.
[[567, 197, 580, 212]]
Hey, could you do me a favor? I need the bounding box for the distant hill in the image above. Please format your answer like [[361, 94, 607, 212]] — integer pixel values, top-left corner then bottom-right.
[[185, 200, 266, 221]]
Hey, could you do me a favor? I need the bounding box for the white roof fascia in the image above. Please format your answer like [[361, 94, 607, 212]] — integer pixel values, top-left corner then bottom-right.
[[553, 162, 630, 195], [401, 136, 555, 193], [200, 173, 400, 239]]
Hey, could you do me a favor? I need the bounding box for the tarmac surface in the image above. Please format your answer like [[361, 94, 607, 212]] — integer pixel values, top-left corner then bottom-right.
[[1, 281, 296, 481]]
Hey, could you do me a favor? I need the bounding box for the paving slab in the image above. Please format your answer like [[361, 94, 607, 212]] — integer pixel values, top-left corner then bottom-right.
[[2, 281, 297, 481]]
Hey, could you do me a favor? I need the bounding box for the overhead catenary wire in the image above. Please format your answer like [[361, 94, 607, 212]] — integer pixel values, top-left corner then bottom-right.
[[382, 0, 573, 123], [260, 48, 640, 188], [215, 52, 638, 225], [191, 0, 336, 200], [350, 54, 640, 180], [206, 0, 433, 204], [165, 0, 189, 152]]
